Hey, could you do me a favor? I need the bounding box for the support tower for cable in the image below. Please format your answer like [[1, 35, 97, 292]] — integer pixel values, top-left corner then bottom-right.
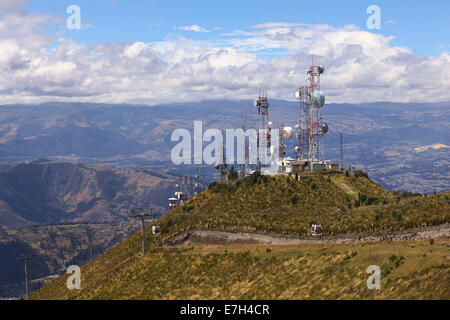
[[129, 208, 156, 256], [17, 255, 32, 299]]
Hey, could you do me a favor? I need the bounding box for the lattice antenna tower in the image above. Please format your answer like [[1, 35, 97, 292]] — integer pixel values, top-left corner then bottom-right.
[[253, 84, 272, 171], [295, 61, 327, 162]]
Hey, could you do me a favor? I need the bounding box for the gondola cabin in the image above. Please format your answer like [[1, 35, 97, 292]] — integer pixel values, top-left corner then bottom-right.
[[152, 225, 161, 235], [311, 223, 322, 236], [168, 197, 178, 210]]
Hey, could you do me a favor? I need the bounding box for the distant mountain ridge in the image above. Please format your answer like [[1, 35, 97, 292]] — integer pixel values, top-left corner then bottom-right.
[[0, 160, 176, 228], [0, 100, 448, 193], [0, 160, 177, 298]]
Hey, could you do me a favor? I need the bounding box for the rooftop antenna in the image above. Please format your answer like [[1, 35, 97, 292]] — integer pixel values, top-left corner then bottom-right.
[[130, 208, 157, 256], [17, 255, 32, 299]]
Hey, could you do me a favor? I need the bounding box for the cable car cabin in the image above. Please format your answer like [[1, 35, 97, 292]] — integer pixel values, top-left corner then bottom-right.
[[168, 198, 178, 210], [311, 224, 322, 236], [175, 192, 189, 202], [152, 225, 161, 235]]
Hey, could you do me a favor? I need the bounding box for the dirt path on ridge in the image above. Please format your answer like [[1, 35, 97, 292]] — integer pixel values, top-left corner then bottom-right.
[[165, 223, 450, 246]]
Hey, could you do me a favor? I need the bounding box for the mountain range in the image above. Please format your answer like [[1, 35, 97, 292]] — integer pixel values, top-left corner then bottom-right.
[[0, 100, 448, 193], [0, 99, 448, 299], [0, 160, 177, 229]]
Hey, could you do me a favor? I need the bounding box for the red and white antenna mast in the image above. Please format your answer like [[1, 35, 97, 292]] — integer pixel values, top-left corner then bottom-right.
[[295, 61, 327, 163]]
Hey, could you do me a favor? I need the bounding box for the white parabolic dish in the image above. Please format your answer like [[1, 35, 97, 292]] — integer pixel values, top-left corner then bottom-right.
[[311, 90, 325, 108], [282, 126, 293, 139]]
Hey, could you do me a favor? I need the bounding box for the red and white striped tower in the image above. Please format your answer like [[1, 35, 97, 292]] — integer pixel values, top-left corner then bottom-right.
[[295, 60, 326, 162]]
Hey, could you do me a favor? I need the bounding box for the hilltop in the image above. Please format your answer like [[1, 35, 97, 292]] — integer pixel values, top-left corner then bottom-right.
[[31, 171, 450, 300], [161, 171, 447, 237]]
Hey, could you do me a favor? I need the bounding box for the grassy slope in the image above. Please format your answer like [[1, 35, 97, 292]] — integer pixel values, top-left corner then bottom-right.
[[183, 172, 395, 214], [32, 239, 450, 300], [31, 172, 450, 300], [159, 172, 448, 237]]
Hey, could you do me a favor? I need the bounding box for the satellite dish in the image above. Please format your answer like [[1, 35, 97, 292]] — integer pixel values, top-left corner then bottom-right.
[[295, 124, 300, 130], [318, 64, 325, 74], [311, 90, 325, 108], [267, 122, 273, 130], [282, 127, 293, 139], [295, 88, 302, 100], [321, 123, 329, 134], [295, 146, 300, 153]]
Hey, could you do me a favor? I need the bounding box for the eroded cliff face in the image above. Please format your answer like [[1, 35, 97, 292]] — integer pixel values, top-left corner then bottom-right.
[[0, 160, 177, 298], [0, 160, 176, 228]]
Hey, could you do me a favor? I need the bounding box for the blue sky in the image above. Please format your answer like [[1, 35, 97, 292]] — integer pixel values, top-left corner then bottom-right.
[[1, 0, 449, 105], [25, 0, 450, 57]]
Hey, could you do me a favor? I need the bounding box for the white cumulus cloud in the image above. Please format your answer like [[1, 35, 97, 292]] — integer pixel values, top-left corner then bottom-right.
[[174, 24, 211, 33], [0, 5, 449, 106]]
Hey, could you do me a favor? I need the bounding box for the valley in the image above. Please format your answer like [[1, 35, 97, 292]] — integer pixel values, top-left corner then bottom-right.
[[0, 160, 177, 298]]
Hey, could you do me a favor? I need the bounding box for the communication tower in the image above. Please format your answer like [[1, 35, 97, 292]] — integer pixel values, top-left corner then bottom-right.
[[253, 86, 272, 171], [295, 60, 328, 164], [340, 132, 344, 170]]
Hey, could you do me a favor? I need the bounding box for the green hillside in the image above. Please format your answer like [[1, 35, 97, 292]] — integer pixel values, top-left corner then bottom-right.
[[31, 171, 450, 300], [159, 171, 448, 237]]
